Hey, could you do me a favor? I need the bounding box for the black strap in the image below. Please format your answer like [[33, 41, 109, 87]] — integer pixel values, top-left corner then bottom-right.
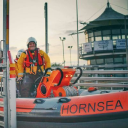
[[26, 49, 44, 75], [27, 50, 33, 63], [34, 48, 38, 63], [26, 50, 36, 74], [36, 48, 43, 75]]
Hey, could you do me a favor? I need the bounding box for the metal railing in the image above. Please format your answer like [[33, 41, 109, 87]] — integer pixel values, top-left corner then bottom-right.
[[74, 65, 128, 88], [0, 64, 127, 94], [0, 51, 16, 128], [52, 64, 128, 88]]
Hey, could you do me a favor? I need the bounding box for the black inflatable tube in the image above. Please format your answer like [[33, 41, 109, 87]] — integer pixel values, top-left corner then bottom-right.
[[17, 111, 128, 123], [17, 118, 128, 128]]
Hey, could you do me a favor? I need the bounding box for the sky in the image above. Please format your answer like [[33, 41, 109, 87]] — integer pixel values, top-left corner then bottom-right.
[[0, 0, 128, 66]]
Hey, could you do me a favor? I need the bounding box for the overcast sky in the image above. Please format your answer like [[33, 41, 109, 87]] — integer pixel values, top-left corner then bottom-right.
[[0, 0, 128, 66]]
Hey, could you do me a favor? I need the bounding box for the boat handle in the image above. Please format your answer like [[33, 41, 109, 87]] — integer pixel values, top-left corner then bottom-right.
[[44, 68, 63, 86], [34, 99, 45, 104], [58, 98, 71, 103], [100, 91, 110, 94], [44, 68, 53, 76], [55, 68, 63, 86], [72, 67, 82, 84]]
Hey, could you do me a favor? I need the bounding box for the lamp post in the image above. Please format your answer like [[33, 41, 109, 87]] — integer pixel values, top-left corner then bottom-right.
[[44, 3, 48, 54], [68, 46, 73, 66], [59, 37, 66, 66], [76, 0, 79, 66]]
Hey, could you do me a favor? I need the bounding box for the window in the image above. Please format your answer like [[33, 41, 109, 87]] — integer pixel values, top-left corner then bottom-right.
[[88, 37, 94, 42], [112, 29, 120, 34], [124, 57, 126, 63], [103, 36, 111, 40], [122, 35, 125, 39], [90, 59, 96, 65], [103, 30, 111, 35], [105, 58, 113, 64], [119, 35, 121, 39], [114, 58, 123, 63], [112, 35, 121, 40], [95, 36, 102, 41], [94, 31, 101, 36], [112, 36, 118, 40], [122, 35, 128, 39], [96, 59, 104, 64], [88, 32, 93, 37], [121, 29, 128, 34]]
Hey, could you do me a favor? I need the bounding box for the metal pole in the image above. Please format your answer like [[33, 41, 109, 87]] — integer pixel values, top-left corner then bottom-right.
[[6, 0, 10, 127], [76, 0, 80, 89], [62, 40, 65, 66], [3, 0, 8, 127], [124, 15, 128, 70], [7, 52, 17, 128], [68, 46, 73, 66], [70, 47, 71, 66], [76, 0, 79, 66], [60, 37, 66, 66], [44, 3, 48, 54]]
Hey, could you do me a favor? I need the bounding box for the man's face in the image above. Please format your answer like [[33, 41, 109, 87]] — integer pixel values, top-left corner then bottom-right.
[[28, 42, 36, 50]]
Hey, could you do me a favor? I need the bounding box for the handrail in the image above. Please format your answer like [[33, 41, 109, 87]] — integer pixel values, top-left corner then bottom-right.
[[0, 65, 127, 97], [72, 67, 82, 84], [51, 65, 128, 88], [75, 83, 128, 87], [72, 77, 128, 81], [76, 70, 128, 74], [52, 64, 128, 68]]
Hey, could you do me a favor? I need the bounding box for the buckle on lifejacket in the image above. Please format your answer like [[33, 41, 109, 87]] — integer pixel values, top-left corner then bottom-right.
[[33, 59, 36, 63], [30, 64, 36, 75]]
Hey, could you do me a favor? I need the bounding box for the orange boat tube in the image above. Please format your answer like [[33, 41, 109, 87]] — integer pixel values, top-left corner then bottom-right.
[[2, 91, 127, 128]]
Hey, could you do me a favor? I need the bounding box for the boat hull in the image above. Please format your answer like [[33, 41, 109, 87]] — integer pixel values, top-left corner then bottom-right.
[[0, 91, 128, 128], [17, 118, 128, 128]]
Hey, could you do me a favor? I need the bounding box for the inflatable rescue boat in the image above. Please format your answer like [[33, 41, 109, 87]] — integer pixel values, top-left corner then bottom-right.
[[0, 67, 128, 128]]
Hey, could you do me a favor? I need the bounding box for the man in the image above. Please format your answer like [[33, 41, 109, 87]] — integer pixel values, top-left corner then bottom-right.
[[17, 37, 51, 97], [14, 49, 24, 97], [14, 49, 25, 77]]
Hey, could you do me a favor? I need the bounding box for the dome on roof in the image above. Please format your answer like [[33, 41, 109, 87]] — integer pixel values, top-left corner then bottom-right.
[[80, 2, 125, 31], [94, 2, 124, 22]]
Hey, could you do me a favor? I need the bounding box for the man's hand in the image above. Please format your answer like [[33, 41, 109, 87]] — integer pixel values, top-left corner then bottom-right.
[[17, 77, 22, 81]]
